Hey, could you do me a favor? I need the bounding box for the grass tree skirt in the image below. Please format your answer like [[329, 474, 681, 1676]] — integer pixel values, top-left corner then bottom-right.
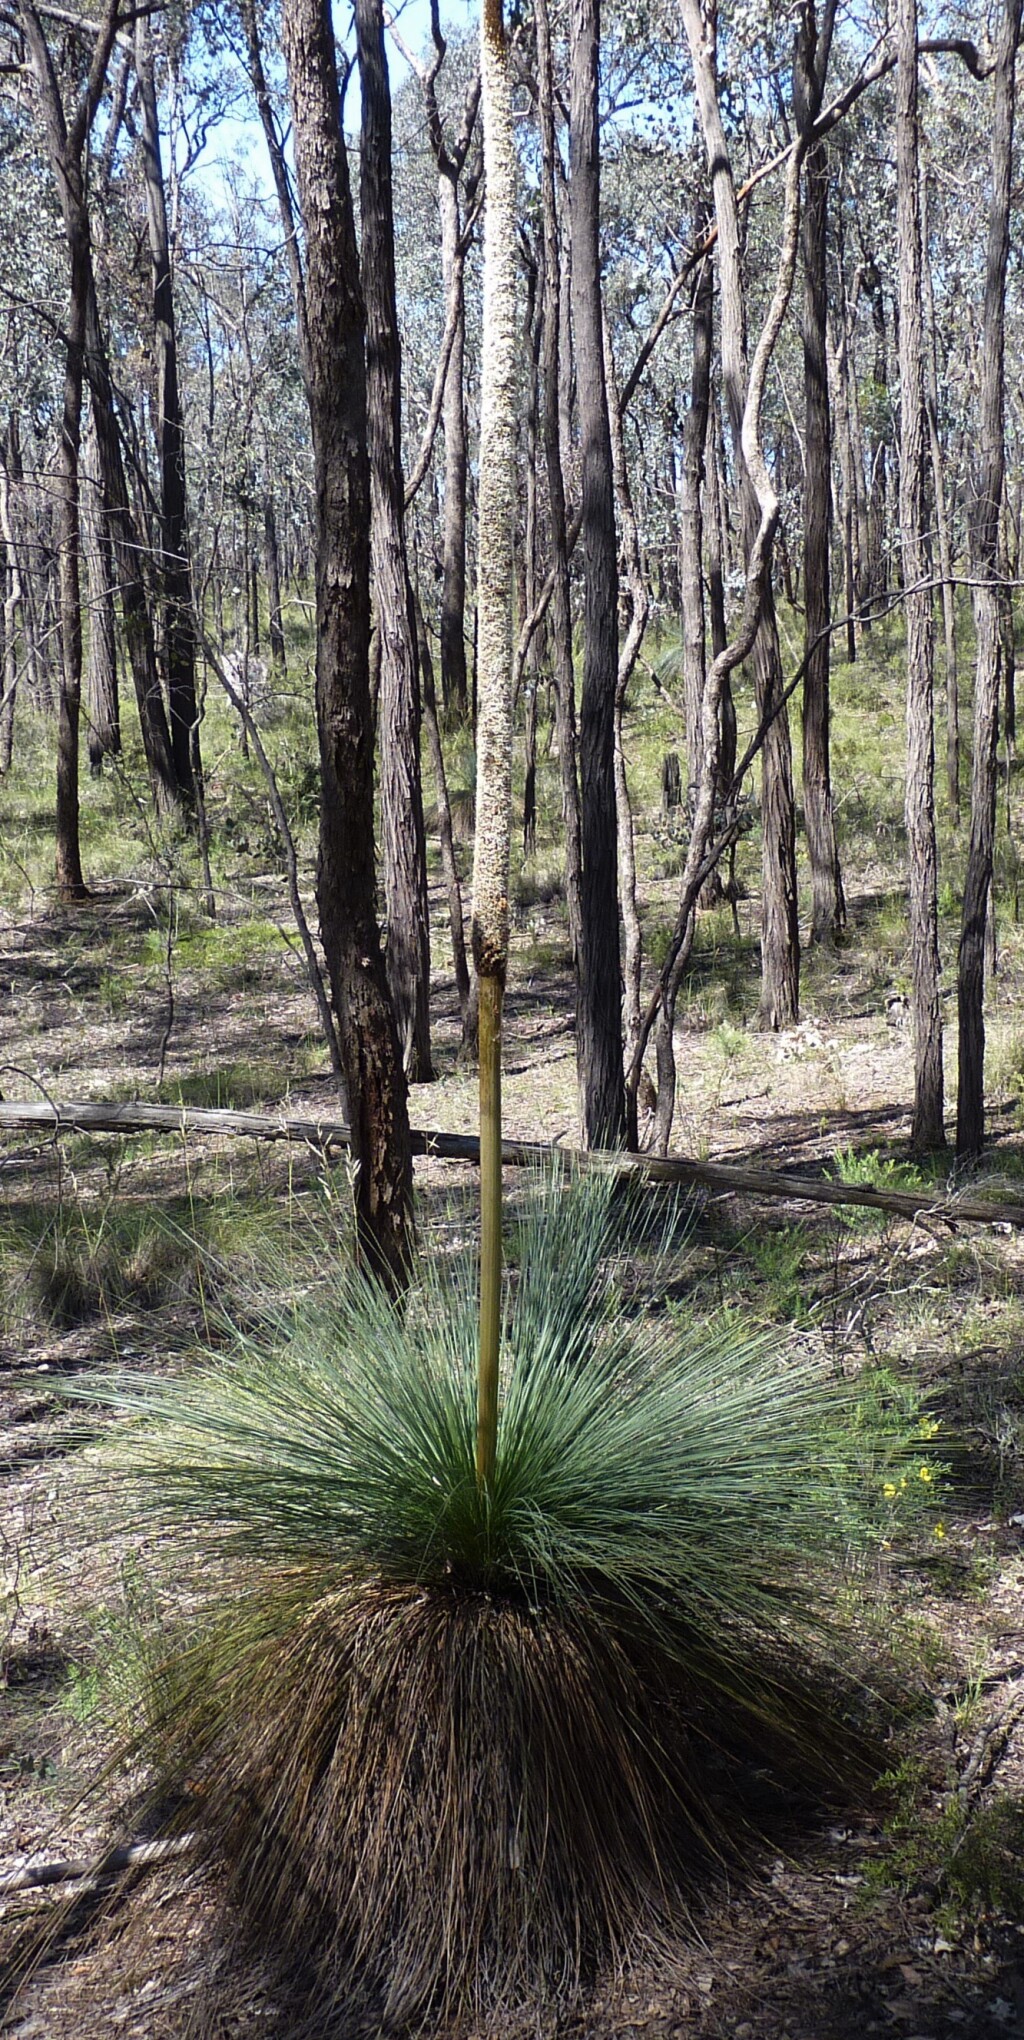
[[68, 1174, 935, 2020]]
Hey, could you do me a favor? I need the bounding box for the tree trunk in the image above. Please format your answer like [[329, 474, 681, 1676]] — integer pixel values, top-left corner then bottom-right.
[[956, 0, 1022, 1161], [135, 13, 202, 812], [282, 0, 413, 1288], [55, 206, 89, 902], [920, 171, 959, 827], [536, 0, 583, 973], [263, 494, 287, 674], [679, 0, 799, 1031], [355, 0, 434, 1084], [569, 0, 626, 1146], [414, 589, 471, 1028], [439, 174, 470, 723], [81, 403, 119, 771], [795, 4, 845, 945], [896, 0, 945, 1151], [680, 240, 712, 793]]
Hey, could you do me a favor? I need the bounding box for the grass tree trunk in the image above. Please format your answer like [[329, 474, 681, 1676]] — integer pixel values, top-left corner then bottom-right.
[[896, 0, 945, 1152], [282, 0, 413, 1290], [956, 0, 1022, 1161], [356, 0, 434, 1084], [473, 0, 517, 1487]]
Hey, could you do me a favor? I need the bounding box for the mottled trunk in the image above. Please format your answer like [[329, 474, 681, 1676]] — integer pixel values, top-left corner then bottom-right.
[[956, 0, 1021, 1160], [264, 495, 287, 674], [797, 114, 844, 943], [536, 0, 583, 970], [282, 0, 412, 1288], [920, 173, 959, 825], [569, 0, 625, 1146], [81, 404, 119, 770], [355, 0, 433, 1082], [897, 0, 944, 1151], [55, 206, 88, 901], [680, 243, 712, 791]]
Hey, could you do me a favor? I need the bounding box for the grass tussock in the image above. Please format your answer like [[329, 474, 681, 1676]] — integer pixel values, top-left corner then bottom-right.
[[69, 1173, 933, 2018]]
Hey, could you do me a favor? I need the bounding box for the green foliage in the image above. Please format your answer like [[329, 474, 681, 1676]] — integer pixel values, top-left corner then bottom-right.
[[63, 1174, 933, 2013]]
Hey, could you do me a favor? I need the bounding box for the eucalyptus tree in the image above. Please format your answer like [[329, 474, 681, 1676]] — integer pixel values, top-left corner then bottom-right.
[[355, 0, 434, 1084], [896, 0, 944, 1153], [281, 0, 413, 1286], [957, 0, 1023, 1162], [678, 0, 800, 1032], [570, 0, 627, 1145]]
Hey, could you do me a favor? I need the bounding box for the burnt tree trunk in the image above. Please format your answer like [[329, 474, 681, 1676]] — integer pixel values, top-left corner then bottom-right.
[[897, 0, 945, 1150], [795, 1, 844, 945], [282, 0, 413, 1286], [569, 0, 626, 1146], [264, 494, 287, 674], [956, 0, 1022, 1160], [355, 0, 434, 1082], [135, 14, 202, 812]]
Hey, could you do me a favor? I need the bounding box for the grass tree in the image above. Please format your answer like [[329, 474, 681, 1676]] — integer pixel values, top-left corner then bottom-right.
[[64, 0, 938, 2015]]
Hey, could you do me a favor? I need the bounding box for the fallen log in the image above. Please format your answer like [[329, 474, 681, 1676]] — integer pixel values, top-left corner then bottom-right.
[[0, 1834, 196, 1896], [2, 1098, 1024, 1228]]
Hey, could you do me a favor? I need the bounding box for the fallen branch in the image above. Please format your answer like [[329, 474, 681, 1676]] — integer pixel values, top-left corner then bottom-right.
[[2, 1099, 1024, 1227], [0, 1834, 196, 1896]]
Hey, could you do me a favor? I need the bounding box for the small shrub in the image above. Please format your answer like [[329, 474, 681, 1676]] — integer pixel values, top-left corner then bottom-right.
[[71, 1174, 928, 2017]]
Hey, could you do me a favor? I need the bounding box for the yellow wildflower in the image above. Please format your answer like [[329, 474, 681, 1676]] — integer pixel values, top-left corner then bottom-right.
[[918, 1465, 933, 1484], [883, 1482, 897, 1499], [934, 1522, 946, 1540]]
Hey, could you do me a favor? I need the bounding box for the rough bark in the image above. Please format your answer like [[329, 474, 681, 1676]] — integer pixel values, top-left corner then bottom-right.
[[81, 403, 119, 771], [135, 14, 202, 812], [414, 590, 471, 1028], [355, 0, 433, 1082], [896, 0, 945, 1151], [920, 171, 959, 826], [263, 495, 287, 674], [956, 0, 1022, 1160], [282, 0, 413, 1288], [795, 2, 844, 945], [569, 0, 626, 1146]]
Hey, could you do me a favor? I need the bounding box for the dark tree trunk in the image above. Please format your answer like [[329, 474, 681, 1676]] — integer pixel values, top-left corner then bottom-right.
[[956, 0, 1022, 1161], [897, 0, 945, 1151], [795, 3, 844, 945], [81, 404, 119, 771], [264, 495, 287, 674], [569, 0, 626, 1146], [355, 0, 434, 1083], [920, 173, 959, 824], [439, 176, 470, 723], [282, 0, 413, 1286], [414, 588, 471, 1028], [55, 207, 89, 901], [136, 14, 201, 812]]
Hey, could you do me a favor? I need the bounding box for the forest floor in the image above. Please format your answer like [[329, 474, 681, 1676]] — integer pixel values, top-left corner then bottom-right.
[[3, 623, 1024, 2037]]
